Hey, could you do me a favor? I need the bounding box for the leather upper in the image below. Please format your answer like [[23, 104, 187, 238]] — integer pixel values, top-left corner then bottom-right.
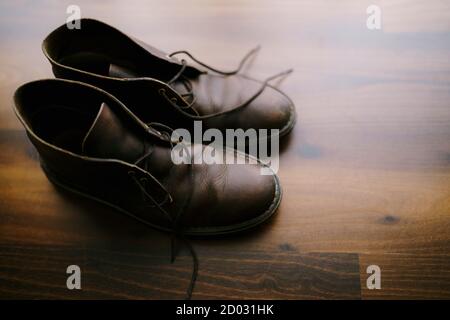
[[42, 19, 296, 137], [14, 79, 281, 235]]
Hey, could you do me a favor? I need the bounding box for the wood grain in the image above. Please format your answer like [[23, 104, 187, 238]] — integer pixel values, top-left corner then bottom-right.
[[0, 244, 361, 300], [360, 253, 450, 299], [1, 0, 450, 299]]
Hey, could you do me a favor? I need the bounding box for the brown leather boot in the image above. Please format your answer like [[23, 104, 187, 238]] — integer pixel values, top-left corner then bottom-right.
[[15, 78, 283, 298], [14, 79, 281, 236], [42, 19, 296, 139]]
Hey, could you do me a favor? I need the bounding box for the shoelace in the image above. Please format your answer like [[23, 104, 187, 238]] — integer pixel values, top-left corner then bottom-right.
[[128, 122, 198, 299], [127, 51, 292, 298], [163, 47, 293, 117]]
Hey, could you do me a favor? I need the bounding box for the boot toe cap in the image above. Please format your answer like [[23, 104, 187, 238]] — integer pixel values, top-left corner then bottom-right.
[[183, 150, 281, 234]]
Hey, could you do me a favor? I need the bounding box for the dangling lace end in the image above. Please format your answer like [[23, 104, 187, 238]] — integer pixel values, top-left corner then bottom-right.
[[184, 239, 199, 300], [169, 235, 199, 300], [243, 45, 262, 63], [266, 68, 294, 82], [168, 45, 263, 76], [251, 44, 262, 54], [261, 68, 294, 88]]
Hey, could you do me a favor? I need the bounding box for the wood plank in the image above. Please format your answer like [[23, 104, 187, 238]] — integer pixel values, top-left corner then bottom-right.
[[360, 253, 450, 299], [0, 244, 360, 299]]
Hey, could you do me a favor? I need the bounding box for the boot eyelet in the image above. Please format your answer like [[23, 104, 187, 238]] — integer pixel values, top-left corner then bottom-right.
[[158, 88, 166, 95]]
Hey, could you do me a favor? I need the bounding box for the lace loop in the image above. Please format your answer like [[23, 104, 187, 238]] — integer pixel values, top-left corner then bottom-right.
[[128, 170, 173, 208]]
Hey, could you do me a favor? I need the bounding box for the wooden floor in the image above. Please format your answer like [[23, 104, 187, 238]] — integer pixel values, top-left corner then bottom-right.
[[1, 0, 450, 299]]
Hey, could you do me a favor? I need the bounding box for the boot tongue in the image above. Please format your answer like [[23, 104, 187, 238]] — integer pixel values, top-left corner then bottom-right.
[[82, 102, 145, 163]]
